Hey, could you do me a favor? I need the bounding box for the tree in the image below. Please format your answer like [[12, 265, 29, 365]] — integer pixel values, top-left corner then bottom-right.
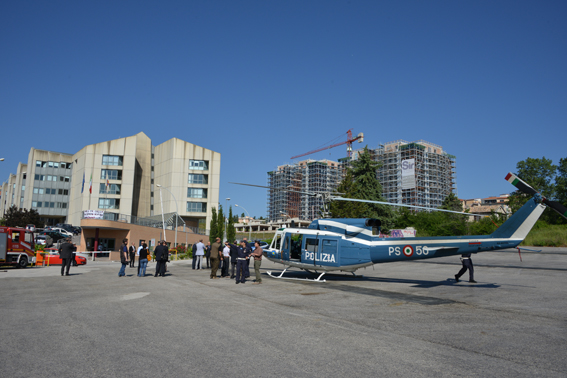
[[209, 207, 218, 243], [227, 206, 236, 242], [441, 193, 462, 212], [556, 158, 567, 205], [330, 146, 397, 231], [4, 206, 41, 228], [217, 206, 225, 241]]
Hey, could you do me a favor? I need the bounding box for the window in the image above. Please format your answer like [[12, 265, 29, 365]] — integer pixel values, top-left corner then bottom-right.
[[57, 202, 67, 209], [58, 189, 69, 195], [103, 213, 119, 221], [99, 183, 121, 195], [187, 202, 207, 212], [187, 188, 207, 199], [188, 174, 208, 184], [98, 198, 120, 209], [33, 188, 44, 194], [189, 160, 208, 170], [101, 169, 122, 180], [306, 238, 319, 253], [59, 176, 70, 182], [36, 160, 42, 167], [102, 155, 123, 166], [32, 201, 42, 208]]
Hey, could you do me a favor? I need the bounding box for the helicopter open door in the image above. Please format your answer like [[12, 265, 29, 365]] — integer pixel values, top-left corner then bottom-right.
[[281, 233, 291, 261], [302, 236, 340, 267]]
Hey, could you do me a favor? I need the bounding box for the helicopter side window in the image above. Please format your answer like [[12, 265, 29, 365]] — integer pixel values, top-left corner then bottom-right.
[[283, 236, 289, 251], [305, 238, 318, 253]]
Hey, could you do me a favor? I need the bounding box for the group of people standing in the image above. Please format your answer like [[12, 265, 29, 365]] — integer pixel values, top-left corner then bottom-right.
[[116, 237, 264, 284], [192, 237, 263, 284], [119, 239, 169, 278]]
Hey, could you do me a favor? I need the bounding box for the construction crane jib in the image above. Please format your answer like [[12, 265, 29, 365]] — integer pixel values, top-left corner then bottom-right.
[[291, 129, 364, 159]]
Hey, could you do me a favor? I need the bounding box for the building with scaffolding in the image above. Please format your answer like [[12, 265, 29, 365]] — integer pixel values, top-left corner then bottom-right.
[[353, 140, 456, 209], [267, 159, 343, 221]]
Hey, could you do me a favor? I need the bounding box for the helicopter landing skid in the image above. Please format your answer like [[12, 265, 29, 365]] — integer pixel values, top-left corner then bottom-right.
[[266, 268, 326, 283]]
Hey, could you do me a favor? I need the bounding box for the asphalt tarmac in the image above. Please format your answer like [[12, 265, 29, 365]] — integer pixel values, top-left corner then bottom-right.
[[1, 248, 566, 377]]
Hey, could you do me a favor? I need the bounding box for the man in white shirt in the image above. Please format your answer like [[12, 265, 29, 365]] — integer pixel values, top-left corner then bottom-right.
[[221, 242, 231, 278], [195, 239, 205, 269]]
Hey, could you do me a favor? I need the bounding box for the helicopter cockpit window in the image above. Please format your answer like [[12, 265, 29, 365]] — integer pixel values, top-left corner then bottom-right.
[[290, 234, 303, 260], [305, 238, 318, 253], [274, 234, 282, 249]]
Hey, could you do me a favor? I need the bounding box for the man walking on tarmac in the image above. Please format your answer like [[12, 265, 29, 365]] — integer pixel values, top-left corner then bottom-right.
[[455, 253, 476, 283], [59, 237, 76, 276]]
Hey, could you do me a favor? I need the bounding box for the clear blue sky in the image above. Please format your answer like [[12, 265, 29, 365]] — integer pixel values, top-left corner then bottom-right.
[[1, 1, 566, 218]]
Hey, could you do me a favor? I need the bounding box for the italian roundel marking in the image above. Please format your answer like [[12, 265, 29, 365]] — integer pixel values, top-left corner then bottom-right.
[[402, 245, 414, 257]]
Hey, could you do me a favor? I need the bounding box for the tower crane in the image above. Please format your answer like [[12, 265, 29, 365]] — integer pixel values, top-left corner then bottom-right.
[[290, 129, 364, 159]]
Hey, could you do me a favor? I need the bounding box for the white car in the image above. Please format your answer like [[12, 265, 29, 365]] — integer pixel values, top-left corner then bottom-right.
[[50, 227, 73, 237], [35, 234, 53, 247]]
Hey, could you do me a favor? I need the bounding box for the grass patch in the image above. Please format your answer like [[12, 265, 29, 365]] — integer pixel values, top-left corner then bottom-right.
[[522, 224, 567, 247]]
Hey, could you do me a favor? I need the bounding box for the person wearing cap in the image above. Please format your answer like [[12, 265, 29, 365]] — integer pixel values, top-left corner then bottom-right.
[[58, 237, 76, 276], [234, 240, 252, 284]]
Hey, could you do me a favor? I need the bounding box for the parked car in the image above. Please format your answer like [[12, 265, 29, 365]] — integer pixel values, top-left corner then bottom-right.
[[39, 231, 68, 243], [42, 248, 87, 266], [35, 234, 53, 247], [26, 224, 36, 232], [49, 227, 73, 237]]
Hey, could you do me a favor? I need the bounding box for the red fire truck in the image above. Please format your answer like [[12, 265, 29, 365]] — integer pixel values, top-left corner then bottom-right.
[[0, 226, 36, 268]]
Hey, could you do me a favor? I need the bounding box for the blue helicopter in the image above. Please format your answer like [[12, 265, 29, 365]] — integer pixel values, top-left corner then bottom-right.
[[233, 173, 567, 282]]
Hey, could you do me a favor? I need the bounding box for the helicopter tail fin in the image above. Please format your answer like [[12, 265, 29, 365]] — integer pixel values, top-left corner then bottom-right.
[[491, 197, 545, 241]]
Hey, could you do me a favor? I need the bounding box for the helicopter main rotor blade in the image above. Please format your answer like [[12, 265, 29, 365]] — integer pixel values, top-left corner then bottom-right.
[[505, 173, 567, 219], [229, 182, 316, 196], [505, 172, 538, 196], [331, 196, 485, 217]]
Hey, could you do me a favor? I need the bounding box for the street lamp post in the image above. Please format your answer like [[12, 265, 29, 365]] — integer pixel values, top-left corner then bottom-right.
[[157, 184, 179, 247], [157, 185, 166, 242], [235, 204, 251, 241], [225, 198, 230, 242]]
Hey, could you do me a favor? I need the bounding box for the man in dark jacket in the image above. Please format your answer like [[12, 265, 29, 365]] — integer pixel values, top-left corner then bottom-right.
[[234, 240, 252, 284], [154, 240, 169, 277], [229, 240, 239, 278], [59, 238, 76, 276], [129, 243, 136, 268], [191, 242, 197, 269]]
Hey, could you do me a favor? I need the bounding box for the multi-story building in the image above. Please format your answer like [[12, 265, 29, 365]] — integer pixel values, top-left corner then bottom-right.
[[354, 139, 456, 209], [2, 132, 220, 232], [267, 159, 343, 221]]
